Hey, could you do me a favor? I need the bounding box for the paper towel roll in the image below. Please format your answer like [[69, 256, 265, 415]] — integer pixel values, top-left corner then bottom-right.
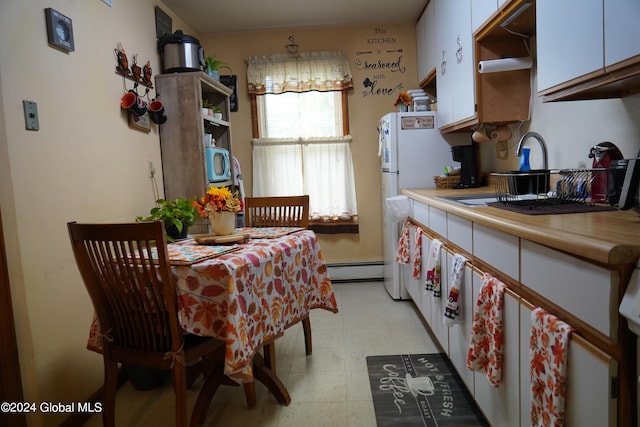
[[478, 57, 533, 74], [490, 125, 512, 141]]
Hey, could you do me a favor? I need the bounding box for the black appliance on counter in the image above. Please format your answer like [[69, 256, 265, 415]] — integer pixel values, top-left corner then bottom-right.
[[452, 141, 481, 188]]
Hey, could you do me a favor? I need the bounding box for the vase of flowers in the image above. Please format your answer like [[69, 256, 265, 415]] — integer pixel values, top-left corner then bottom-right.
[[193, 186, 242, 235], [394, 91, 412, 112]]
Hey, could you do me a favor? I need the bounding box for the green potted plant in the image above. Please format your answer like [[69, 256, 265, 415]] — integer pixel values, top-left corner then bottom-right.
[[204, 54, 232, 81], [136, 198, 197, 242]]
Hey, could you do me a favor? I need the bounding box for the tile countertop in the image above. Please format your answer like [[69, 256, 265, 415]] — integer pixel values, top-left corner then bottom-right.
[[401, 186, 640, 266]]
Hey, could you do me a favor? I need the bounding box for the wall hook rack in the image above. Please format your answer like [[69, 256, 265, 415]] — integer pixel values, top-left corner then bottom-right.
[[114, 44, 153, 89]]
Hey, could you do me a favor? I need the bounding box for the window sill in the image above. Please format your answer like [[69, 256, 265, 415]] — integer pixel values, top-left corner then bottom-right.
[[309, 219, 359, 234]]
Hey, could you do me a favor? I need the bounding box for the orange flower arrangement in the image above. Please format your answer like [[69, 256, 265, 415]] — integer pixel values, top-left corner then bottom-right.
[[394, 91, 412, 107], [192, 186, 243, 217]]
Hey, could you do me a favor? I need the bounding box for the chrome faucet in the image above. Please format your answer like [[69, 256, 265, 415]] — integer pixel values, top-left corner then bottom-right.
[[516, 131, 548, 170]]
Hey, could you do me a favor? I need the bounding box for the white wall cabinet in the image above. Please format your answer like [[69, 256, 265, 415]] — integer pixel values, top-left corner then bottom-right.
[[416, 2, 436, 86], [435, 0, 475, 129], [537, 0, 640, 101], [536, 0, 603, 93], [471, 0, 498, 33], [604, 0, 640, 67]]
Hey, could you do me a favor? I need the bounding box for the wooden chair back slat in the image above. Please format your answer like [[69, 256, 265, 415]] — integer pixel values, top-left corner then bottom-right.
[[244, 195, 310, 229]]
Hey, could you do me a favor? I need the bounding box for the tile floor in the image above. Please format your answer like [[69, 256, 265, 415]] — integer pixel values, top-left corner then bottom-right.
[[83, 281, 440, 426]]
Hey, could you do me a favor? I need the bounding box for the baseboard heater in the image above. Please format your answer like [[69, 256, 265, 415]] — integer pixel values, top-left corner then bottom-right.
[[327, 261, 384, 283]]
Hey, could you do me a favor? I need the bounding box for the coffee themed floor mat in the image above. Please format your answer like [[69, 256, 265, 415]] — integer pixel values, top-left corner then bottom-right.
[[366, 353, 488, 427]]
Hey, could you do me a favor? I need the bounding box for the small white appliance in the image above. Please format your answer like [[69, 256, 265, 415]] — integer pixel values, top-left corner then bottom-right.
[[379, 111, 458, 299]]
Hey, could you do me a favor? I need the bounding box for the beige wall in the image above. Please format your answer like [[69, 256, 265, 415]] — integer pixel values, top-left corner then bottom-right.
[[0, 1, 193, 425], [199, 25, 452, 263]]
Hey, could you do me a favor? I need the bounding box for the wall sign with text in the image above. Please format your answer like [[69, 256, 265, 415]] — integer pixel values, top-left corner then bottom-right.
[[45, 8, 74, 52]]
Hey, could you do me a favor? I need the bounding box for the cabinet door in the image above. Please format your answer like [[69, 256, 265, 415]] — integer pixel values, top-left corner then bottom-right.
[[428, 248, 450, 353], [435, 0, 474, 126], [450, 1, 475, 124], [471, 0, 498, 33], [416, 9, 429, 84], [520, 239, 618, 341], [447, 258, 475, 391], [604, 0, 640, 67], [520, 301, 617, 427], [473, 273, 520, 427], [447, 212, 472, 254], [406, 227, 421, 302], [473, 223, 519, 281], [424, 2, 437, 80], [536, 0, 603, 92], [435, 0, 454, 126]]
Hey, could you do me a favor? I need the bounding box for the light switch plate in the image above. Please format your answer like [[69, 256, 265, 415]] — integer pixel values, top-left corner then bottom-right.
[[23, 100, 39, 131], [101, 0, 112, 6]]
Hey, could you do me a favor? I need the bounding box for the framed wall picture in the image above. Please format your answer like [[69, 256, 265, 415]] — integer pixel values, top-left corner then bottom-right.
[[155, 6, 172, 39], [220, 75, 238, 112], [128, 112, 151, 133], [44, 8, 75, 52]]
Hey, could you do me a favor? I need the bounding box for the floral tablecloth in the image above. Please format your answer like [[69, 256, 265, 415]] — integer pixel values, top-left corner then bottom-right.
[[88, 229, 338, 383]]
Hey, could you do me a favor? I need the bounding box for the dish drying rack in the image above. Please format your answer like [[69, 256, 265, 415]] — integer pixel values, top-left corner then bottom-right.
[[492, 168, 608, 204]]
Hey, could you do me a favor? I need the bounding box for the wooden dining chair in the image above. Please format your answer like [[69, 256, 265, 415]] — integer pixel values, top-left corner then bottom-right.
[[243, 195, 313, 368], [244, 195, 310, 229], [67, 221, 224, 427]]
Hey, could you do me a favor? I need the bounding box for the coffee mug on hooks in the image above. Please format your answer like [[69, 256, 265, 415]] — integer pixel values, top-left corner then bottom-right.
[[149, 100, 167, 124], [120, 90, 147, 116]]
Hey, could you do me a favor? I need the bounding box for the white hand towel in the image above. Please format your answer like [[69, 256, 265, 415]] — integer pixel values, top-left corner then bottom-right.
[[444, 253, 467, 326], [424, 239, 442, 297]]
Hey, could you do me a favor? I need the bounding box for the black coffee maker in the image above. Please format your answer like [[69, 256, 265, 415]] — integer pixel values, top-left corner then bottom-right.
[[452, 141, 481, 188]]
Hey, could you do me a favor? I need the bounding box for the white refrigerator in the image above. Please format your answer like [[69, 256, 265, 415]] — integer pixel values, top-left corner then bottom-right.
[[380, 111, 456, 299]]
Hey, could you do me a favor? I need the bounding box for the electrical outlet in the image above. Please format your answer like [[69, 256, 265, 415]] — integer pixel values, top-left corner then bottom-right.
[[148, 161, 155, 178]]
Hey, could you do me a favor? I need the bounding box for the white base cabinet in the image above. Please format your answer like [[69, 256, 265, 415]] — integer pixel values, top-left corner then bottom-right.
[[404, 199, 623, 426], [520, 301, 618, 427], [446, 258, 475, 391], [473, 274, 520, 427]]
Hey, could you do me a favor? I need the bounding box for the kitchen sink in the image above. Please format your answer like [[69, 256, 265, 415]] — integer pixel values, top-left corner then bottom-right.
[[436, 193, 499, 206], [437, 193, 542, 206]]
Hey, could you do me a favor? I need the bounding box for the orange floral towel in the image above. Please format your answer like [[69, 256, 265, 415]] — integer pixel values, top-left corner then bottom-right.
[[411, 227, 423, 279], [424, 239, 443, 297], [394, 220, 410, 264], [467, 273, 506, 387], [530, 307, 574, 427]]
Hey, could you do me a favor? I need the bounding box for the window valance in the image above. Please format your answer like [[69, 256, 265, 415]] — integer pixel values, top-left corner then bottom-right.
[[247, 51, 353, 95]]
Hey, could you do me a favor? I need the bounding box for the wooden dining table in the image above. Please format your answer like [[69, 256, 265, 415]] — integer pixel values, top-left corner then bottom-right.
[[87, 227, 338, 421]]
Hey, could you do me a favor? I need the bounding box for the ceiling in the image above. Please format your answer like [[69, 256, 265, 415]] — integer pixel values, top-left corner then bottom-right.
[[159, 0, 428, 34]]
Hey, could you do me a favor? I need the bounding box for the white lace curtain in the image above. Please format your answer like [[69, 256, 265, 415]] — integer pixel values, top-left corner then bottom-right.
[[247, 51, 353, 95], [252, 136, 358, 217]]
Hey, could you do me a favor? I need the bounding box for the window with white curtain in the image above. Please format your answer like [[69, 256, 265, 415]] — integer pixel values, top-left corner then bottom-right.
[[247, 52, 358, 223]]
